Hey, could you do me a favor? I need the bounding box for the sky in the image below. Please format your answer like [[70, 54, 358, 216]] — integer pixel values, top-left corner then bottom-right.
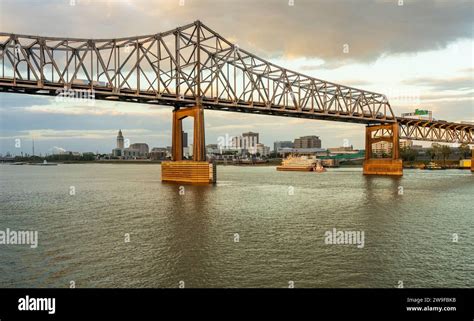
[[0, 0, 473, 155]]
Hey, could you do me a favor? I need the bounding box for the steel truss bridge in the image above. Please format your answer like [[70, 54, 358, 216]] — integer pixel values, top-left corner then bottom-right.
[[0, 20, 473, 145]]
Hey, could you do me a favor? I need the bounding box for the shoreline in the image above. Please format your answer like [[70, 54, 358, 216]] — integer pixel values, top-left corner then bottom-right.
[[1, 161, 471, 170]]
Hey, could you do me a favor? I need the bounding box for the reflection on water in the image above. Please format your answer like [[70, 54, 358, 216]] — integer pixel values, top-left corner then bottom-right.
[[0, 164, 472, 288]]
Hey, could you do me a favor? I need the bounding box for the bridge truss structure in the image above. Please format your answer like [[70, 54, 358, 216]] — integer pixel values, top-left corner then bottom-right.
[[0, 21, 473, 144], [397, 118, 473, 145]]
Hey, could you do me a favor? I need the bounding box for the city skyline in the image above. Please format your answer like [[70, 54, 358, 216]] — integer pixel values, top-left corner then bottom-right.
[[0, 0, 473, 155], [0, 126, 325, 156]]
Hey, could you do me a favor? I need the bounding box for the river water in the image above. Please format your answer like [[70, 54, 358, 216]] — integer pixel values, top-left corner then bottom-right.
[[0, 164, 472, 288]]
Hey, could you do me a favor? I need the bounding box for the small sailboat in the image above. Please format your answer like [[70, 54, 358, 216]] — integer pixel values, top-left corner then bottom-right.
[[30, 160, 58, 166], [424, 162, 443, 170]]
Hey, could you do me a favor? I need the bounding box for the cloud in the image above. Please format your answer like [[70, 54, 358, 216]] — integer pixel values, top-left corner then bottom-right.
[[0, 0, 472, 64], [420, 92, 473, 102], [0, 93, 50, 108], [404, 76, 474, 91], [51, 146, 66, 154], [334, 79, 374, 88]]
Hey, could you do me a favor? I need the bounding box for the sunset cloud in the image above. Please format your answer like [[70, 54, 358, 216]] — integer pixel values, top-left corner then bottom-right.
[[1, 0, 472, 62]]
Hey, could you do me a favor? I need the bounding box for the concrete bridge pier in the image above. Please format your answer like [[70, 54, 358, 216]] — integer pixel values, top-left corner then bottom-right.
[[471, 149, 474, 172], [363, 123, 403, 176], [161, 105, 216, 184]]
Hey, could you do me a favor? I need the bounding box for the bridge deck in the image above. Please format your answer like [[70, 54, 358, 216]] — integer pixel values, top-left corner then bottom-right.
[[0, 78, 395, 124]]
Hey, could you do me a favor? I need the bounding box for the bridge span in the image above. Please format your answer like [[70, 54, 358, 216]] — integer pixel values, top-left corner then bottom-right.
[[1, 21, 473, 182]]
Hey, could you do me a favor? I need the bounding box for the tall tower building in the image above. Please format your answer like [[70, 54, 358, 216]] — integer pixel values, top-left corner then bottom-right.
[[117, 129, 124, 149], [182, 131, 188, 148], [293, 135, 321, 149], [242, 132, 259, 149]]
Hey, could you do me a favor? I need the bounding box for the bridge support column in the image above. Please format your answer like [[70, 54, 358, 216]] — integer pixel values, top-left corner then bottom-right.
[[162, 105, 216, 184], [471, 149, 474, 173], [363, 123, 403, 176]]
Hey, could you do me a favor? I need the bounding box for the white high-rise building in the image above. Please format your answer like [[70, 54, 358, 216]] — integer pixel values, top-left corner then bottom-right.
[[242, 132, 259, 150], [256, 143, 270, 156], [231, 136, 243, 149], [231, 132, 259, 153]]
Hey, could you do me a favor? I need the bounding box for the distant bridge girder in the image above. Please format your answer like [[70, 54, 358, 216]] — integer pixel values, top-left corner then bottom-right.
[[398, 118, 474, 145]]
